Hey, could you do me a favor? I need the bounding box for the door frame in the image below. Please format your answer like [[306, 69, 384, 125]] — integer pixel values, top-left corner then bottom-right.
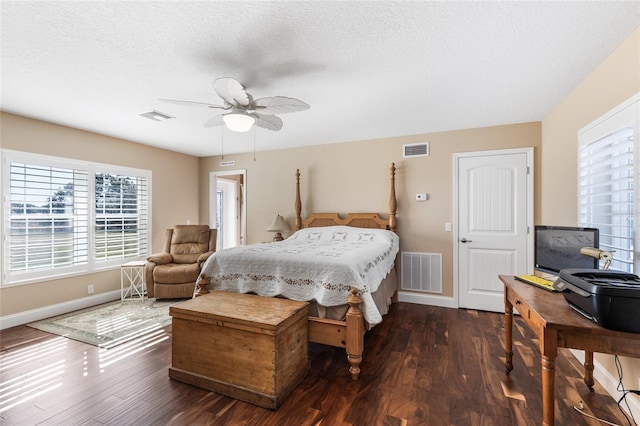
[[452, 147, 534, 308], [216, 177, 239, 248], [209, 169, 247, 248]]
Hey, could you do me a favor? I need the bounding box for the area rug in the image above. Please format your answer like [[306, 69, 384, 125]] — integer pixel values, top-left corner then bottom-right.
[[27, 299, 181, 349]]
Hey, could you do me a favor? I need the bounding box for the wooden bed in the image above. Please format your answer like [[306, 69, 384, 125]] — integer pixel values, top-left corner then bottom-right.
[[292, 162, 397, 380], [196, 163, 398, 380]]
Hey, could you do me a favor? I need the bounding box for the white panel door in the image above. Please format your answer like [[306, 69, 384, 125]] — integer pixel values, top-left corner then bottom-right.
[[456, 149, 532, 312]]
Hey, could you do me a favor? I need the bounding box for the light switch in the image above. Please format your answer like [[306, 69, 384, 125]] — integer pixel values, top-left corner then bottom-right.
[[416, 193, 427, 201], [445, 222, 452, 232]]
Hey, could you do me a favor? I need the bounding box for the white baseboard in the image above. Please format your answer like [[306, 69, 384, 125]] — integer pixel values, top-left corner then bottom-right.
[[397, 290, 458, 308], [570, 349, 640, 421], [0, 290, 121, 330]]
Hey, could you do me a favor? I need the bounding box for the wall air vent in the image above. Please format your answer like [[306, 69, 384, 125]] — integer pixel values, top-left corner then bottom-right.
[[403, 142, 429, 158], [220, 160, 235, 167], [401, 252, 442, 293]]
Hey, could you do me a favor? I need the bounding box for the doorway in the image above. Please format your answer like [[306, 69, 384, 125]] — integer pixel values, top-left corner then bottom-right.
[[210, 170, 246, 250], [454, 148, 533, 312]]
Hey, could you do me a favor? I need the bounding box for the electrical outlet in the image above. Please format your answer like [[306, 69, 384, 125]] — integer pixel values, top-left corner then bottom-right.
[[87, 284, 94, 294]]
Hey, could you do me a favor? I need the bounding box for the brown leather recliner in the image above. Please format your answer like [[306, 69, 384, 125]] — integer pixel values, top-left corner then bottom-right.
[[145, 225, 217, 299]]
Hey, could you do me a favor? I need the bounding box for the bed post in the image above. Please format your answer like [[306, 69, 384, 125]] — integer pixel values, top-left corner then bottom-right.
[[346, 289, 365, 380], [389, 162, 397, 232], [295, 169, 302, 230], [193, 274, 210, 297]]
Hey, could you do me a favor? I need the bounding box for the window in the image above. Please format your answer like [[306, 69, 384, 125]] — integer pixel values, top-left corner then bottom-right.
[[95, 172, 149, 262], [8, 162, 89, 276], [2, 151, 151, 286], [578, 94, 639, 273]]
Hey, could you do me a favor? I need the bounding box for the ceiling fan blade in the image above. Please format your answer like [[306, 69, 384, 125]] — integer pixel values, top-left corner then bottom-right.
[[251, 113, 283, 131], [252, 96, 310, 115], [159, 98, 227, 109], [213, 77, 251, 107], [204, 114, 225, 128]]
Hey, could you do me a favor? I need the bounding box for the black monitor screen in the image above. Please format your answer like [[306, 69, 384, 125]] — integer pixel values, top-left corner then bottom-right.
[[534, 225, 599, 274]]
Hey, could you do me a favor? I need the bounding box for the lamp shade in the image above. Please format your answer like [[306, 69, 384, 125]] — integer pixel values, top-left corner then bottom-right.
[[266, 215, 290, 232], [222, 110, 255, 132]]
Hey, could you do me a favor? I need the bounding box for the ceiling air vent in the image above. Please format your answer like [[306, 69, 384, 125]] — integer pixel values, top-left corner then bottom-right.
[[139, 110, 174, 122], [403, 142, 429, 158]]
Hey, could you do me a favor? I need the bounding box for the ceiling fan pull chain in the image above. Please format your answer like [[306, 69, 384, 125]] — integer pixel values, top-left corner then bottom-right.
[[253, 126, 256, 162], [221, 125, 224, 160]]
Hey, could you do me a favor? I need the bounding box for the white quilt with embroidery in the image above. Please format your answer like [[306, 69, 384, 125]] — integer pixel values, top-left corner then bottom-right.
[[197, 225, 399, 326]]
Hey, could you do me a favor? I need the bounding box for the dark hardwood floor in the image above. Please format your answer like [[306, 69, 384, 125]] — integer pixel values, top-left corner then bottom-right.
[[0, 302, 633, 425]]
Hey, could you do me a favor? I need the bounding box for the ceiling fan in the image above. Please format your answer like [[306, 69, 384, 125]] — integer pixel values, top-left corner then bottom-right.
[[160, 77, 310, 132]]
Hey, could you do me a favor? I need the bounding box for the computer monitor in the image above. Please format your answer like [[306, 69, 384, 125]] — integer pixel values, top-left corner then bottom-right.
[[534, 225, 599, 275]]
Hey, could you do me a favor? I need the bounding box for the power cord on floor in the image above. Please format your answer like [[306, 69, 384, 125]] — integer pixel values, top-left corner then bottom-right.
[[614, 355, 639, 426], [572, 355, 640, 426], [573, 401, 620, 426]]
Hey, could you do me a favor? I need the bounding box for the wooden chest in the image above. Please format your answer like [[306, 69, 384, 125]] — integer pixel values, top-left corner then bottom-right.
[[169, 291, 309, 409]]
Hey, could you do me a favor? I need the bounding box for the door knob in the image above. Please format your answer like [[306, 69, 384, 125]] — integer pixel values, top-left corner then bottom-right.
[[460, 238, 472, 243]]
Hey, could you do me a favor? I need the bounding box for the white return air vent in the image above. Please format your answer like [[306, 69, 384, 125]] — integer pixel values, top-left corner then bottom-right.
[[403, 142, 429, 158], [401, 252, 442, 293]]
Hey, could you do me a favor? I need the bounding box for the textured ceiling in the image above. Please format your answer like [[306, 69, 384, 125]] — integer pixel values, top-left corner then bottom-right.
[[1, 1, 639, 157]]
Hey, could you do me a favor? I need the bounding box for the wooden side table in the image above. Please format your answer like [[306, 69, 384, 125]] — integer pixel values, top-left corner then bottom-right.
[[500, 274, 640, 425], [121, 260, 147, 303]]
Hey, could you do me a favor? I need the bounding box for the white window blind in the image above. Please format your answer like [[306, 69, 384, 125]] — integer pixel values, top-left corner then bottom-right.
[[95, 173, 149, 262], [8, 162, 89, 279], [578, 129, 634, 272], [578, 94, 639, 273], [2, 151, 151, 285]]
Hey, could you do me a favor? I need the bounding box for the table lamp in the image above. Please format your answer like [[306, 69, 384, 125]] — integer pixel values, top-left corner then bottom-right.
[[580, 247, 613, 270], [266, 215, 290, 241]]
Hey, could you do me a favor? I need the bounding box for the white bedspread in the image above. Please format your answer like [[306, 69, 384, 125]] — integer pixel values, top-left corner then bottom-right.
[[197, 225, 399, 326]]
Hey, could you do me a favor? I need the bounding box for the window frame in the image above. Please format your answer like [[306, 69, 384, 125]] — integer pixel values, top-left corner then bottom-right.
[[1, 150, 152, 287]]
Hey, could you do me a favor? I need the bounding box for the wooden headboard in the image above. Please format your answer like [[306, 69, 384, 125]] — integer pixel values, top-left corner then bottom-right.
[[294, 163, 397, 232]]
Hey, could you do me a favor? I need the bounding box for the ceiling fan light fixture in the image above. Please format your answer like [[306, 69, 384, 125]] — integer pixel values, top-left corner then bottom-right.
[[223, 110, 255, 132], [159, 77, 309, 132]]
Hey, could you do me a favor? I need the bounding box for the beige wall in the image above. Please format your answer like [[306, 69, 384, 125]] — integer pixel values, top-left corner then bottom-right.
[[542, 27, 640, 224], [199, 121, 542, 298], [541, 27, 640, 412], [0, 112, 200, 316]]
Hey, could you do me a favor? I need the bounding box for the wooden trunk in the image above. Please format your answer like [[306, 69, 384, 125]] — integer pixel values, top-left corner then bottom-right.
[[169, 292, 309, 409]]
